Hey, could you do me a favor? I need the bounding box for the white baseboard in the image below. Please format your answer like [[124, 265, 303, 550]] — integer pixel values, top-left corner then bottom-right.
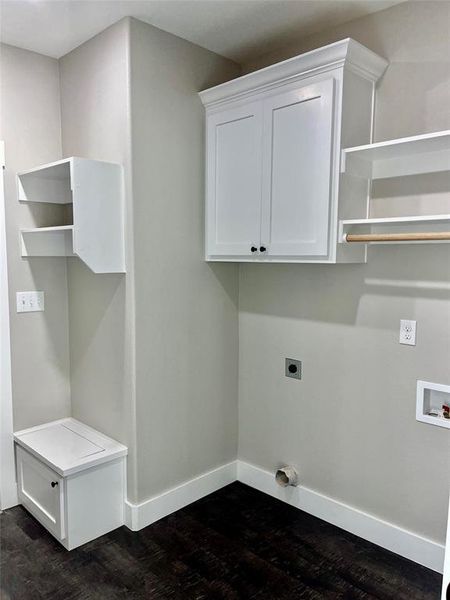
[[237, 460, 445, 574], [124, 461, 237, 531], [123, 458, 444, 574]]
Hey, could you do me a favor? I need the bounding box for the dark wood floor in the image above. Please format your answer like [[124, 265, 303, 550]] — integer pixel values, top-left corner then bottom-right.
[[0, 482, 442, 599]]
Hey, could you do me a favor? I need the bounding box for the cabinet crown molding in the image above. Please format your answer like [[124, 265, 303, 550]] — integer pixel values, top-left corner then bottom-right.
[[199, 38, 388, 108]]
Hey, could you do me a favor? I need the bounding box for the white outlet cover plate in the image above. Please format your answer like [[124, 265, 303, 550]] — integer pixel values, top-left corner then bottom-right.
[[399, 319, 416, 345], [16, 291, 44, 313]]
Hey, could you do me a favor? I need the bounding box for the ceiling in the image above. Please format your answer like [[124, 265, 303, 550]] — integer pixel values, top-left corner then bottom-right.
[[0, 0, 404, 63]]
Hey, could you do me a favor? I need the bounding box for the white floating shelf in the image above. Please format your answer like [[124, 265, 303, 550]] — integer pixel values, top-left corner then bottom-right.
[[21, 225, 74, 233], [416, 380, 450, 430], [340, 214, 450, 226], [21, 226, 74, 257], [18, 157, 126, 273], [18, 159, 72, 204], [339, 214, 450, 244], [341, 130, 450, 179]]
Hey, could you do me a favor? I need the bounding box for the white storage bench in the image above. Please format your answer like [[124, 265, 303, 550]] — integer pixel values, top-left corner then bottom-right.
[[14, 418, 127, 550]]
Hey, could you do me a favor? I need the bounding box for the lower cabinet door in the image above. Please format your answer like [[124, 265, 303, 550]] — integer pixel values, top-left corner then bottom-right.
[[16, 446, 65, 540], [261, 78, 335, 257]]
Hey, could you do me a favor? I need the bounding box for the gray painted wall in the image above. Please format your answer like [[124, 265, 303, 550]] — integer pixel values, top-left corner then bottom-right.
[[129, 18, 240, 502], [58, 19, 139, 500], [0, 44, 71, 431], [238, 0, 450, 543], [3, 18, 239, 505], [58, 18, 240, 503]]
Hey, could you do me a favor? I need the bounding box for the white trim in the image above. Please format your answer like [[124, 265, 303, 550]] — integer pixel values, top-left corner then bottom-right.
[[199, 39, 388, 107], [237, 460, 444, 574], [124, 461, 237, 531], [122, 457, 444, 574], [0, 141, 18, 510]]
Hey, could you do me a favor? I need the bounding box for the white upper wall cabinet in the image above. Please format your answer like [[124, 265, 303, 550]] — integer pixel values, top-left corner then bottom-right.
[[200, 39, 388, 263], [18, 157, 126, 274]]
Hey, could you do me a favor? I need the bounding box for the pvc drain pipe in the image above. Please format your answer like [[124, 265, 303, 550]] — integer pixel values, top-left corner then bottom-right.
[[275, 466, 298, 487]]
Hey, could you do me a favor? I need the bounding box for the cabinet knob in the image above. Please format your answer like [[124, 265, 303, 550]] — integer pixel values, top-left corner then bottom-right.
[[51, 481, 58, 488], [260, 246, 267, 253], [250, 246, 258, 253]]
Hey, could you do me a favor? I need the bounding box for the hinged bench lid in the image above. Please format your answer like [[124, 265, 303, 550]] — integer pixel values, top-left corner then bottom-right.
[[14, 418, 127, 477]]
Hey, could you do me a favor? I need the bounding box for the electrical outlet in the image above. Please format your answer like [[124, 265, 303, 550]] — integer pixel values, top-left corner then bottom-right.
[[399, 319, 416, 346], [16, 291, 45, 313], [285, 358, 302, 379]]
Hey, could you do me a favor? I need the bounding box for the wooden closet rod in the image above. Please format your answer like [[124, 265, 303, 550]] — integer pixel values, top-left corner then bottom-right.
[[345, 231, 450, 243]]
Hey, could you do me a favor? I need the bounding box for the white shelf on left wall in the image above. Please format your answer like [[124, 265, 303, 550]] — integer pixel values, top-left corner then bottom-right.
[[18, 157, 126, 273], [21, 226, 75, 257]]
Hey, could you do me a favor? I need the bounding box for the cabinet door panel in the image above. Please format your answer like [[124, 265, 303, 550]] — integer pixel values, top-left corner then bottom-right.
[[16, 446, 65, 539], [206, 103, 262, 257], [261, 79, 335, 257]]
